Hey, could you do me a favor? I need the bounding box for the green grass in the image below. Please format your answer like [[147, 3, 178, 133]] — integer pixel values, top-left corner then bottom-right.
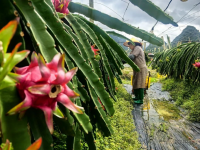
[[152, 99, 181, 121], [120, 67, 132, 80], [161, 78, 200, 122], [150, 77, 158, 83], [122, 79, 131, 85]]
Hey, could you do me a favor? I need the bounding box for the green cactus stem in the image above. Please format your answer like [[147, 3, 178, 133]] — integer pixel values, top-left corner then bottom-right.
[[74, 15, 140, 72], [129, 0, 178, 26], [110, 49, 125, 69], [87, 81, 114, 135], [62, 23, 88, 64], [53, 103, 75, 136], [61, 49, 93, 134], [73, 17, 116, 96], [65, 14, 103, 81], [84, 132, 96, 150], [68, 2, 164, 46], [31, 0, 114, 116], [0, 86, 31, 150], [73, 124, 81, 150], [13, 0, 58, 62]]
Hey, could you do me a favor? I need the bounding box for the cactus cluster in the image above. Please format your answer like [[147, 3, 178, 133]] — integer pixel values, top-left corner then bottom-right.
[[0, 0, 177, 149], [152, 42, 200, 82], [68, 2, 164, 46]]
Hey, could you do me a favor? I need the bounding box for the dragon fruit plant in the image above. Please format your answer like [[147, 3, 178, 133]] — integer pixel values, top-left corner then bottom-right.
[[152, 43, 200, 82], [0, 0, 176, 149]]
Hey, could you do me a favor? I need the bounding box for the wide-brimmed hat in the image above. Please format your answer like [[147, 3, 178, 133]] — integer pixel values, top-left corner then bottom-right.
[[123, 37, 141, 47]]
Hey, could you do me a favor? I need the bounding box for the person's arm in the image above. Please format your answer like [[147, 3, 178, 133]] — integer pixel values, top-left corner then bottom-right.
[[128, 54, 135, 61], [121, 54, 135, 64]]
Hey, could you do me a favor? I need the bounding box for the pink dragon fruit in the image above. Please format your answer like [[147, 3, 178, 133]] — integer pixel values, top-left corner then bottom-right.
[[7, 52, 83, 133], [193, 62, 200, 68], [52, 0, 71, 15]]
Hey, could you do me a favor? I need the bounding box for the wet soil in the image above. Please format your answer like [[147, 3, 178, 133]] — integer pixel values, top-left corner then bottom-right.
[[124, 83, 200, 150]]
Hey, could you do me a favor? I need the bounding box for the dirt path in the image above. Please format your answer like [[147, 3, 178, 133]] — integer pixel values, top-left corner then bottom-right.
[[124, 83, 200, 150]]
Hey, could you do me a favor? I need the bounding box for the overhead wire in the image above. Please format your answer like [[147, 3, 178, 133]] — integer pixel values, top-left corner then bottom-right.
[[93, 1, 124, 19], [168, 29, 200, 39], [160, 14, 200, 35], [121, 0, 130, 21], [73, 0, 199, 43], [158, 2, 200, 36], [180, 9, 200, 21], [150, 0, 173, 33], [72, 0, 125, 20]]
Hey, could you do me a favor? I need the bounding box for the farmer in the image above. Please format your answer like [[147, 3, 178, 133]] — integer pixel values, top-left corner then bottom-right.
[[123, 39, 148, 104]]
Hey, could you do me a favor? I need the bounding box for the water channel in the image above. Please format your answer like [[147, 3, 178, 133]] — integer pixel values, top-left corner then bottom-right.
[[124, 83, 200, 150]]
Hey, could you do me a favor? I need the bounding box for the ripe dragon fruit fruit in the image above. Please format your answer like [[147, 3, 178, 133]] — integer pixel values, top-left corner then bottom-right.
[[7, 52, 83, 133], [52, 0, 71, 15], [193, 62, 200, 68]]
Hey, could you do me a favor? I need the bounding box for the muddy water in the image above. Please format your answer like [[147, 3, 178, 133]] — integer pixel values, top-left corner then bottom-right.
[[124, 83, 200, 150]]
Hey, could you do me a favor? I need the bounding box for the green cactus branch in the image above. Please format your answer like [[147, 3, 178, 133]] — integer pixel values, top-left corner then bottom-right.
[[72, 98, 93, 134], [53, 105, 75, 136], [0, 86, 31, 150], [77, 80, 90, 102], [0, 0, 164, 148], [31, 0, 114, 116], [129, 0, 178, 26], [68, 2, 164, 46], [62, 23, 88, 64], [100, 60, 117, 101], [74, 17, 116, 96], [112, 67, 123, 84], [153, 43, 200, 82], [101, 37, 122, 75], [110, 50, 124, 69], [61, 48, 93, 134], [74, 15, 140, 72], [87, 81, 114, 135], [97, 36, 116, 93], [65, 14, 103, 81], [84, 132, 96, 150], [28, 108, 53, 150], [107, 46, 124, 72], [14, 0, 58, 63], [73, 124, 81, 150]]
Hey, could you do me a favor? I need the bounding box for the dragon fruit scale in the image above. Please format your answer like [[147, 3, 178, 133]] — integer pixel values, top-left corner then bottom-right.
[[7, 52, 83, 133]]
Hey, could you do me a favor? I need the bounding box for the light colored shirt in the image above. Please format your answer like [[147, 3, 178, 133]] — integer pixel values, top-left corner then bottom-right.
[[130, 46, 146, 69]]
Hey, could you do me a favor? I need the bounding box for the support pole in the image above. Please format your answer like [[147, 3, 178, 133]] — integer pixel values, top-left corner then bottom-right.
[[89, 0, 94, 23]]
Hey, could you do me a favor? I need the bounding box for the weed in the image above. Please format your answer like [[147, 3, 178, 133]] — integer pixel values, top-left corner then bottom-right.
[[160, 78, 200, 122]]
